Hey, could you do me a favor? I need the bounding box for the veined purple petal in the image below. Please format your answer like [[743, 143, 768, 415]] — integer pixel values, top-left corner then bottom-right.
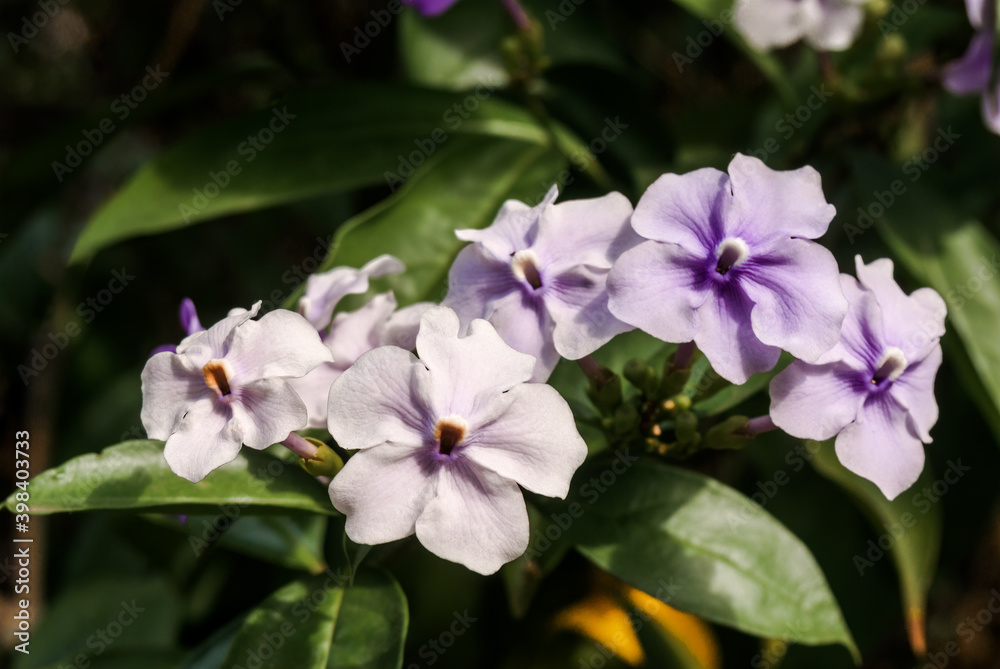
[[443, 245, 520, 322], [485, 291, 560, 382], [630, 168, 729, 254], [694, 282, 782, 384], [943, 29, 994, 95], [229, 377, 308, 449], [415, 458, 529, 575], [890, 345, 942, 443], [402, 0, 462, 16], [162, 398, 241, 483], [331, 443, 438, 545], [454, 189, 554, 263], [813, 274, 885, 370], [769, 360, 867, 440], [546, 265, 634, 361], [835, 392, 926, 500], [533, 191, 638, 271]]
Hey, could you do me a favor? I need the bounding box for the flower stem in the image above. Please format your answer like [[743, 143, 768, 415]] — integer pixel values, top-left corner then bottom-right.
[[577, 354, 603, 382], [743, 415, 777, 437], [281, 431, 320, 460], [673, 341, 695, 371]]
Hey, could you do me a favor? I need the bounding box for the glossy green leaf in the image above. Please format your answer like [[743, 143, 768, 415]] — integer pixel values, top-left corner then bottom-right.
[[287, 135, 566, 308], [219, 570, 407, 669], [561, 456, 857, 656], [4, 440, 336, 516], [809, 439, 941, 656], [69, 84, 554, 263]]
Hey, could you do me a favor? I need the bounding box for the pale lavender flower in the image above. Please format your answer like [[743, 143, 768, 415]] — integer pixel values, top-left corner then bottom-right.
[[443, 186, 639, 382], [735, 0, 866, 52], [327, 306, 587, 575], [402, 0, 461, 14], [769, 256, 946, 499], [289, 292, 432, 428], [141, 302, 333, 482], [151, 297, 205, 355], [298, 254, 405, 330], [943, 0, 1000, 134], [607, 153, 848, 384]]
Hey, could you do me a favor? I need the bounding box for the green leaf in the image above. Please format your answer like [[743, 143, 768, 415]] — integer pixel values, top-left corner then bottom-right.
[[561, 456, 857, 656], [69, 84, 555, 263], [809, 439, 941, 656], [289, 135, 566, 308], [692, 353, 791, 417], [4, 440, 336, 516], [219, 570, 407, 669]]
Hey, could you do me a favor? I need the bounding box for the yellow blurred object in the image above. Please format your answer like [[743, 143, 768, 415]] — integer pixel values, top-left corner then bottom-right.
[[553, 593, 646, 666], [625, 588, 721, 669]]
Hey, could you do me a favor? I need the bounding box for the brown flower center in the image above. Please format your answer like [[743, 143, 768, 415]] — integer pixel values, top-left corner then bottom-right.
[[434, 416, 467, 455], [202, 360, 233, 397]]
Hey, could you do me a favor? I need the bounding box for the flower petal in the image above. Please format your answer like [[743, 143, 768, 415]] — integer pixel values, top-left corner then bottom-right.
[[140, 352, 212, 439], [327, 293, 398, 364], [803, 0, 863, 51], [416, 306, 537, 411], [443, 245, 519, 321], [695, 283, 782, 384], [383, 301, 434, 350], [727, 154, 837, 243], [547, 265, 634, 360], [177, 302, 260, 365], [455, 188, 555, 262], [769, 360, 866, 440], [230, 378, 309, 449], [298, 255, 405, 330], [486, 291, 560, 382], [163, 398, 241, 483], [630, 168, 728, 254], [330, 443, 438, 545], [416, 459, 529, 575], [327, 345, 431, 450], [533, 191, 639, 270], [287, 362, 344, 429], [228, 308, 334, 381], [402, 0, 463, 17], [943, 29, 994, 94], [734, 0, 804, 50], [607, 241, 708, 345], [742, 238, 848, 362], [463, 384, 587, 498], [835, 393, 926, 500], [891, 344, 942, 442]]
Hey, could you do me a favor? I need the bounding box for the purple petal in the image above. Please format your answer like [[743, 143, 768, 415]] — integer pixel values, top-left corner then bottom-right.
[[546, 265, 634, 361], [835, 393, 926, 500], [327, 293, 398, 364], [485, 291, 560, 382], [179, 297, 204, 336], [287, 362, 344, 429], [943, 29, 994, 94], [140, 352, 212, 440], [402, 0, 462, 16], [162, 398, 241, 483], [177, 302, 260, 365], [455, 189, 555, 263], [443, 245, 519, 321], [890, 345, 942, 442], [415, 458, 529, 575], [630, 168, 728, 254], [327, 346, 431, 451], [298, 255, 405, 330], [695, 283, 782, 384], [330, 443, 437, 545], [227, 309, 334, 381], [742, 238, 848, 362], [383, 302, 434, 350], [150, 344, 177, 356], [416, 307, 537, 412], [769, 360, 867, 440], [726, 154, 837, 244], [607, 241, 709, 345], [463, 384, 587, 498], [854, 256, 946, 362], [532, 191, 639, 271], [229, 378, 308, 449], [814, 273, 884, 370]]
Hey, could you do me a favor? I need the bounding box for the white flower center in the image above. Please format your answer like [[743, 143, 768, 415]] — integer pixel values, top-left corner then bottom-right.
[[715, 237, 750, 275], [434, 415, 468, 456], [202, 359, 234, 397], [511, 249, 543, 290], [872, 346, 907, 384]]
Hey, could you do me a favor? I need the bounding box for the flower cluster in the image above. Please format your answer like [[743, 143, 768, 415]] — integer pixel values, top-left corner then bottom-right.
[[141, 152, 945, 576]]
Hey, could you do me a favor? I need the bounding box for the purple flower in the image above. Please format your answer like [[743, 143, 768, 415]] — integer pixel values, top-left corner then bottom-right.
[[141, 302, 333, 482], [298, 255, 405, 331], [151, 297, 206, 356], [289, 292, 432, 428], [443, 186, 639, 382], [943, 0, 1000, 134], [401, 0, 461, 16], [327, 306, 587, 574], [769, 257, 946, 499], [607, 153, 848, 384], [735, 0, 865, 52]]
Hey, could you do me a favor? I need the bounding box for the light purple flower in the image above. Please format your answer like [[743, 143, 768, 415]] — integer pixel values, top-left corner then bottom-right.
[[769, 256, 946, 499], [289, 292, 432, 428], [141, 302, 333, 482], [151, 297, 206, 356], [735, 0, 866, 52], [327, 306, 587, 575], [401, 0, 461, 16], [607, 153, 848, 384], [443, 186, 639, 382], [298, 254, 405, 331], [943, 0, 1000, 134]]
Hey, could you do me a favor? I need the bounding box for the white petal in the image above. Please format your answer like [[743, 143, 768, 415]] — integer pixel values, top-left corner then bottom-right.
[[140, 352, 212, 439], [769, 360, 866, 440], [230, 378, 309, 449], [532, 191, 639, 271], [163, 398, 242, 483], [177, 302, 261, 364], [298, 255, 405, 329], [287, 362, 345, 429], [735, 0, 805, 50], [228, 308, 334, 381]]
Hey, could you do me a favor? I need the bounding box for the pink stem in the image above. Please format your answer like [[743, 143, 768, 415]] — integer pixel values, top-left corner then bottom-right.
[[578, 355, 603, 382], [282, 432, 320, 459], [743, 416, 777, 437], [673, 341, 695, 370]]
